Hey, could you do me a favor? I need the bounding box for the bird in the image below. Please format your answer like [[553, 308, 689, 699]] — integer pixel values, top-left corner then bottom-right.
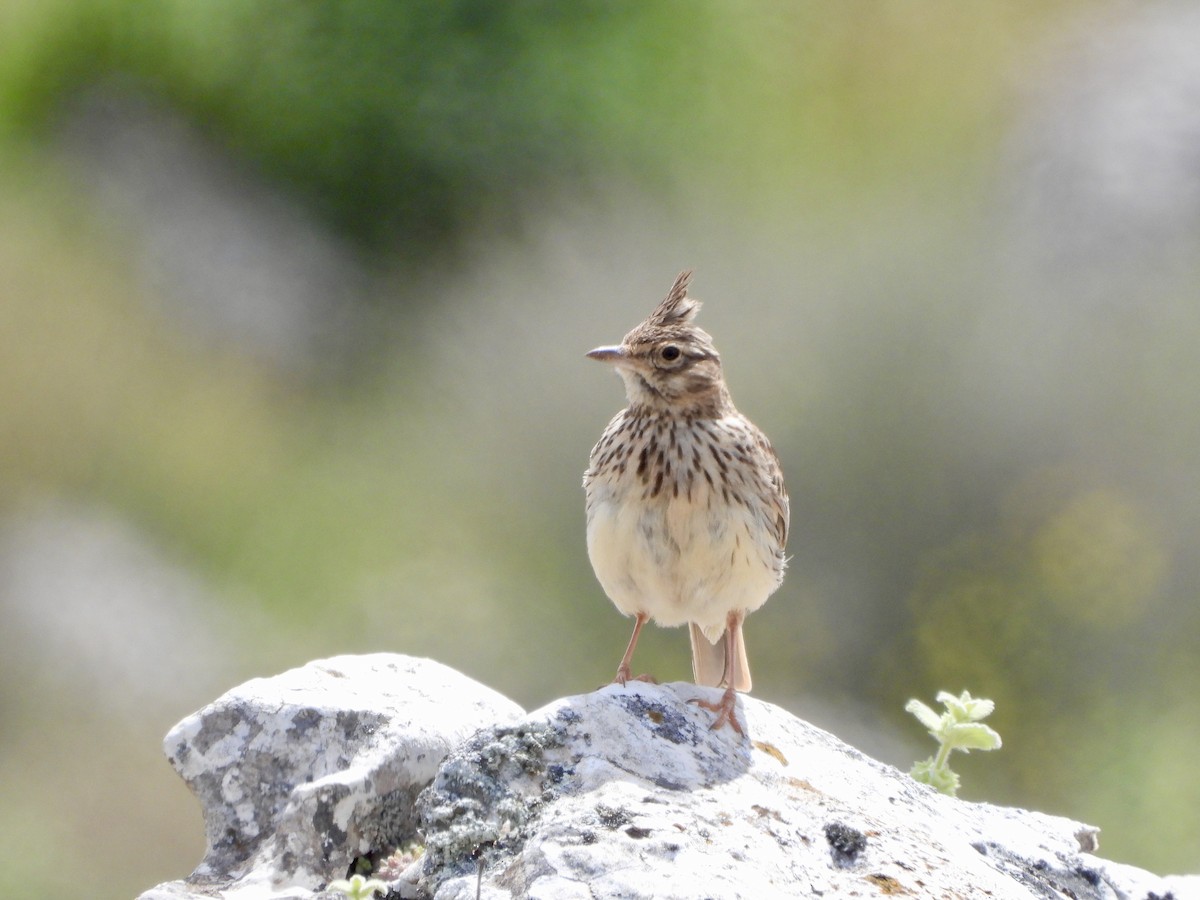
[[583, 269, 789, 734]]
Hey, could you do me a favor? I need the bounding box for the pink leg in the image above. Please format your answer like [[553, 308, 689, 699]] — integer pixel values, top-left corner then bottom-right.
[[613, 613, 657, 685], [689, 611, 745, 735]]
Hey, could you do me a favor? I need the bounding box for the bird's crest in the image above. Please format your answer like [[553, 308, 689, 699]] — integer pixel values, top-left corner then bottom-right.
[[646, 270, 700, 327]]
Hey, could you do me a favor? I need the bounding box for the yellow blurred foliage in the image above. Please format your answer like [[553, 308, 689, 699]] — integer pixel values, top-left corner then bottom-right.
[[1033, 488, 1167, 627]]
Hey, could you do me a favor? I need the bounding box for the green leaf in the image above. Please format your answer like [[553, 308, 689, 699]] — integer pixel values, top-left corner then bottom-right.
[[907, 691, 1001, 797], [944, 722, 1002, 752], [910, 757, 961, 796], [940, 690, 994, 722], [328, 874, 388, 900], [935, 690, 967, 718], [909, 757, 936, 783], [962, 696, 995, 722], [905, 698, 945, 733]]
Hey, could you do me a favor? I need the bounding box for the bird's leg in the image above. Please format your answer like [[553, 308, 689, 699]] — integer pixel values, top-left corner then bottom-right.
[[689, 610, 746, 735], [613, 613, 657, 685]]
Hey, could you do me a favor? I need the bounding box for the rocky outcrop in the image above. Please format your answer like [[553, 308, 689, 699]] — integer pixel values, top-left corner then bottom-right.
[[138, 654, 1199, 899], [138, 654, 523, 898]]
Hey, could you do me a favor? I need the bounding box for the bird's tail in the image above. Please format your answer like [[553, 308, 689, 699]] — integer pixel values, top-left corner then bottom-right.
[[690, 623, 751, 692]]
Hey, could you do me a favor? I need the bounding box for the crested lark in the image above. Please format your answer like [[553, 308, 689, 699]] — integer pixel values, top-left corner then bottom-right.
[[584, 270, 789, 734]]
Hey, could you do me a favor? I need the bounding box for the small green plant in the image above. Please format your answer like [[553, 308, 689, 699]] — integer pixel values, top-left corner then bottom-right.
[[906, 690, 1002, 796], [328, 873, 389, 900]]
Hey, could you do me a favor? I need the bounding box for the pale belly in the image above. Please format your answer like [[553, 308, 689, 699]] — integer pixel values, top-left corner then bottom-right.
[[586, 487, 781, 641]]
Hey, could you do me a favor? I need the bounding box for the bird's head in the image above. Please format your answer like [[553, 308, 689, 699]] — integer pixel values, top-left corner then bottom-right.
[[587, 270, 729, 415]]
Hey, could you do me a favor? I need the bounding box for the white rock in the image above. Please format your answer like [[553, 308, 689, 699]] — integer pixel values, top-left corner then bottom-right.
[[412, 680, 1199, 900], [138, 657, 1200, 899], [138, 653, 524, 899]]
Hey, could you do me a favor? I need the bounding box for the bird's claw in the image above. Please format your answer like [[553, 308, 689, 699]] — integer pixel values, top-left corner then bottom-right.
[[689, 689, 745, 736], [612, 669, 659, 687]]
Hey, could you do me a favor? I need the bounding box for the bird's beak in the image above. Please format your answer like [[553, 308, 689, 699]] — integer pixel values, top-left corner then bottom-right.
[[586, 345, 626, 363]]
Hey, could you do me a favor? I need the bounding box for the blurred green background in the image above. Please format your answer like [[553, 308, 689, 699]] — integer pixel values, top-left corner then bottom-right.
[[2, 1, 1199, 895]]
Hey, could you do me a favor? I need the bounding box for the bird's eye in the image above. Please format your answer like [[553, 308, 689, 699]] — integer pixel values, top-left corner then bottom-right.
[[660, 345, 682, 362]]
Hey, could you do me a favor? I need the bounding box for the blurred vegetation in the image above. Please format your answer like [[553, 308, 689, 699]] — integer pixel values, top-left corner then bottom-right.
[[1, 0, 1037, 253], [4, 0, 725, 250], [1, 2, 1198, 897]]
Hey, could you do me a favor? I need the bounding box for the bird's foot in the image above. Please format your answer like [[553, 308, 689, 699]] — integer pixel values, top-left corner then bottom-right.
[[689, 686, 745, 736], [612, 667, 659, 687]]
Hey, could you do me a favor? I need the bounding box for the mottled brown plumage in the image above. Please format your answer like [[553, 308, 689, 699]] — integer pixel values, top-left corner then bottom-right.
[[584, 270, 789, 734]]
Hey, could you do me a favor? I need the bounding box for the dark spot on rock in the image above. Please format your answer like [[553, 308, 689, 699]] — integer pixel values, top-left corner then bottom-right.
[[373, 785, 423, 848], [615, 693, 694, 745], [625, 826, 652, 839], [311, 787, 350, 848], [596, 805, 631, 829], [825, 821, 867, 867], [335, 710, 363, 739], [290, 707, 322, 734], [580, 830, 597, 844], [555, 707, 583, 725]]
